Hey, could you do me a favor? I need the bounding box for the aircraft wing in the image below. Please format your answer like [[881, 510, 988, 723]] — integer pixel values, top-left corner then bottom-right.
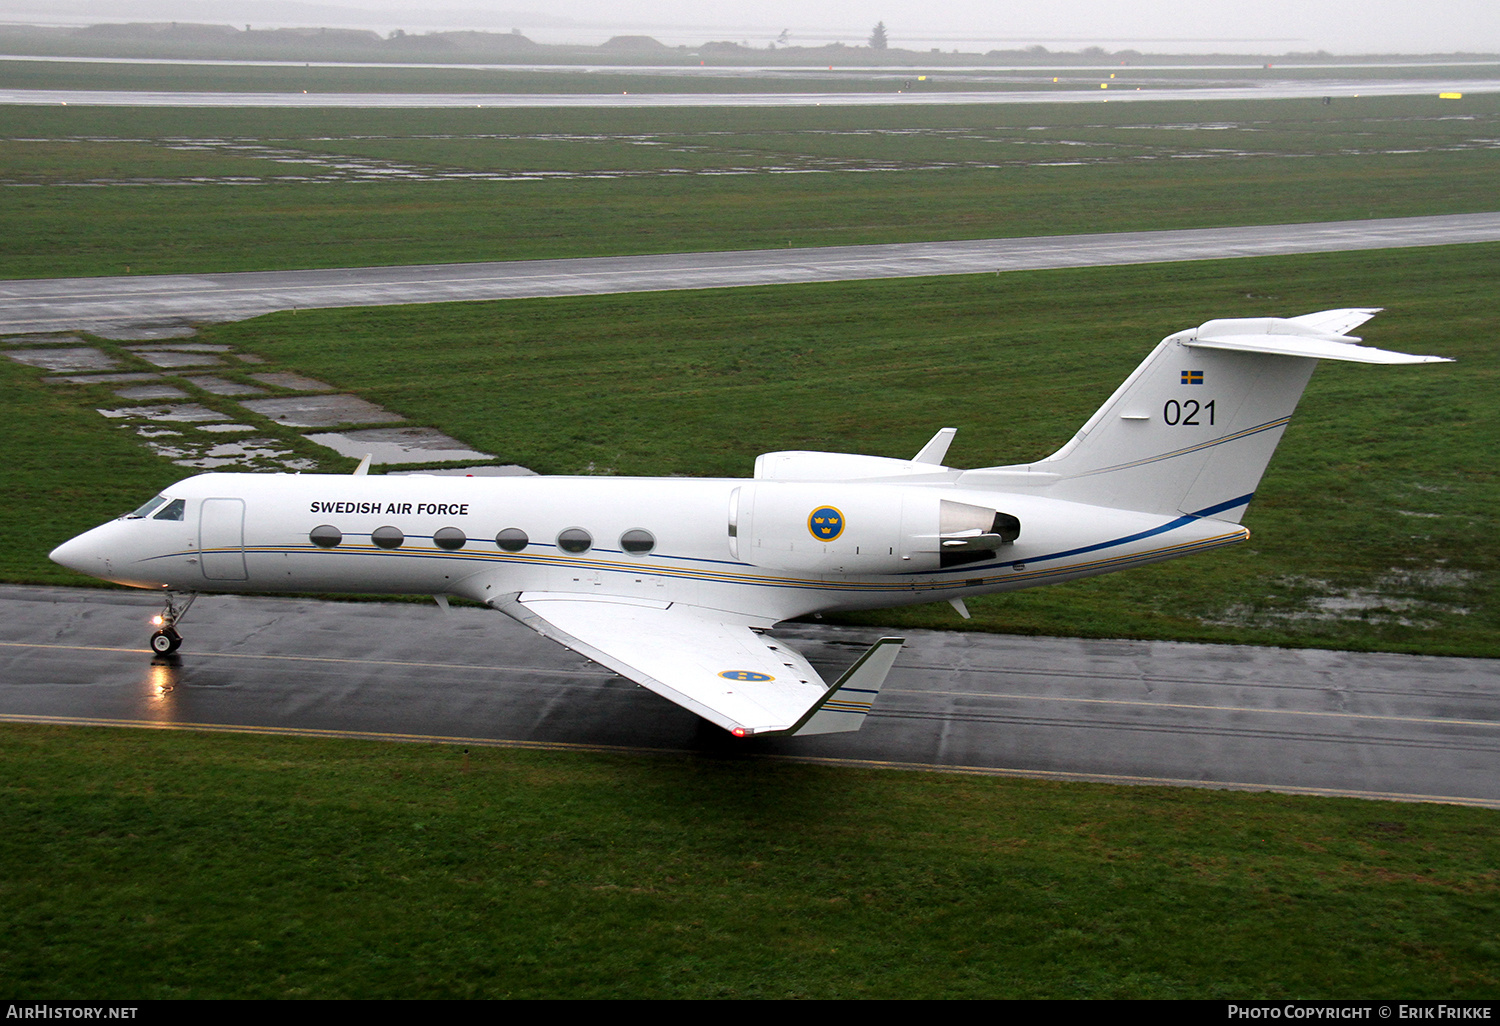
[[490, 592, 902, 737]]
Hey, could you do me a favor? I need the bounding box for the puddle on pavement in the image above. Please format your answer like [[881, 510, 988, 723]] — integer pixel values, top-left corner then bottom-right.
[[135, 429, 320, 471], [306, 427, 497, 465], [239, 394, 404, 428], [99, 403, 231, 423]]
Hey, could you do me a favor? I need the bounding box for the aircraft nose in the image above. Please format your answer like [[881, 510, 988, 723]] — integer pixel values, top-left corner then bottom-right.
[[50, 532, 106, 577]]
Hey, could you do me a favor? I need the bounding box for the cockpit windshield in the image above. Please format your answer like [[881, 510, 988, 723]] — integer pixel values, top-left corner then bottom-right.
[[125, 495, 185, 521], [126, 495, 168, 519]]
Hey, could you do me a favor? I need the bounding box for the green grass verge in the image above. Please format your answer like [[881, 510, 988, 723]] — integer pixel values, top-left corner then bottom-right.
[[3, 724, 1497, 999], [11, 245, 1496, 656], [2, 94, 1496, 278]]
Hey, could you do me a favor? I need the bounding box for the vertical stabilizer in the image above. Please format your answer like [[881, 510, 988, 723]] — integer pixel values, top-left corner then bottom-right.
[[998, 310, 1448, 522]]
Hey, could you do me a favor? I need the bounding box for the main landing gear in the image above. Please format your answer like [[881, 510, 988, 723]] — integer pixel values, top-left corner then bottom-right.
[[150, 592, 196, 655]]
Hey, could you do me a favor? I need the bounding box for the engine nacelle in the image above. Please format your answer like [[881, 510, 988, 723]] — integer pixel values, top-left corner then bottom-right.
[[730, 481, 1018, 574]]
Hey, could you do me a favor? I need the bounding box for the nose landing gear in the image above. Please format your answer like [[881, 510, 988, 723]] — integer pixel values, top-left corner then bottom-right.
[[150, 592, 196, 655]]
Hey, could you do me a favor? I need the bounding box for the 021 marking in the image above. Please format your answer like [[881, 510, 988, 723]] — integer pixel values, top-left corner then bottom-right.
[[1163, 399, 1215, 426]]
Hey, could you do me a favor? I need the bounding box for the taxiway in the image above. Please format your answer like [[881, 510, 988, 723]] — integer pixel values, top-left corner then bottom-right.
[[3, 213, 1499, 334], [3, 586, 1496, 806]]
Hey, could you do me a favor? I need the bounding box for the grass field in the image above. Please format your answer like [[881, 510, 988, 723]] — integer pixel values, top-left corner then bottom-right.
[[3, 724, 1497, 999], [2, 94, 1497, 278]]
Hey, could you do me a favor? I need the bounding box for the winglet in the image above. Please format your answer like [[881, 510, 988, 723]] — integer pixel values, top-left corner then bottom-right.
[[776, 637, 904, 737]]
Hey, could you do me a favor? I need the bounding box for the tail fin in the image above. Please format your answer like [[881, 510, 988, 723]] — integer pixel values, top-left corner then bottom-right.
[[1001, 310, 1449, 522]]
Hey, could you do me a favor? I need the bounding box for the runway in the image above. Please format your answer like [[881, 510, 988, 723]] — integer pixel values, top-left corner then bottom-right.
[[4, 585, 1497, 806], [4, 212, 1499, 334], [4, 80, 1500, 108]]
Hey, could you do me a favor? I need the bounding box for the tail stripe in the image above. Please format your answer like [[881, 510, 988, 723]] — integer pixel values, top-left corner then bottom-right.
[[994, 498, 1253, 569]]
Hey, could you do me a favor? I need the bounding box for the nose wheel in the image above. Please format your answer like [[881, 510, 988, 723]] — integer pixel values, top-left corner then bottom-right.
[[150, 592, 195, 655]]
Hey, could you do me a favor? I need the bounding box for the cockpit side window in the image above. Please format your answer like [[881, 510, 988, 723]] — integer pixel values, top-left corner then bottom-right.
[[153, 498, 186, 521], [127, 495, 168, 520]]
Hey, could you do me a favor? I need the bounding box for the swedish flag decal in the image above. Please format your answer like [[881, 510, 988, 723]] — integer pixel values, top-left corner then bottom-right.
[[1181, 370, 1204, 385], [808, 505, 845, 541]]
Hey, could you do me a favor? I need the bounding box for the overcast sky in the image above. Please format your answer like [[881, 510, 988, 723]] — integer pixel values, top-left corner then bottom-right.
[[3, 1, 1499, 55]]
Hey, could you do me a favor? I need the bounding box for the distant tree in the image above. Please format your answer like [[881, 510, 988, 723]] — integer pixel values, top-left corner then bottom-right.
[[869, 21, 888, 50]]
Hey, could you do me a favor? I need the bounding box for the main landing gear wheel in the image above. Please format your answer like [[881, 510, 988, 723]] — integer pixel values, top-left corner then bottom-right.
[[150, 628, 182, 654]]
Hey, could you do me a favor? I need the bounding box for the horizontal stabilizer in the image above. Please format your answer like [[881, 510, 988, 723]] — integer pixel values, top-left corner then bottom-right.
[[1196, 308, 1381, 341], [1186, 334, 1452, 364]]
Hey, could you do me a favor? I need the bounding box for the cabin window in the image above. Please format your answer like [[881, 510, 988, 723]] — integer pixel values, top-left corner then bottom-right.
[[496, 528, 528, 552], [557, 528, 592, 554], [309, 525, 342, 548], [372, 526, 404, 549], [153, 498, 186, 522], [434, 527, 466, 551], [620, 529, 655, 555]]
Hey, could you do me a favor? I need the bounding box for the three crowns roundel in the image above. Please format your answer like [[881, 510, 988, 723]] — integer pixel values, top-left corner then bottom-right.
[[808, 505, 845, 542]]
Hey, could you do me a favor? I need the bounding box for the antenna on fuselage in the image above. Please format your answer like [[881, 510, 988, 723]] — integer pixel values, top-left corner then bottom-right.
[[353, 454, 373, 476]]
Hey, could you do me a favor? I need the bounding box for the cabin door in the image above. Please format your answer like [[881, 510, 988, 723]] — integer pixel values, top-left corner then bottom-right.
[[199, 498, 249, 581]]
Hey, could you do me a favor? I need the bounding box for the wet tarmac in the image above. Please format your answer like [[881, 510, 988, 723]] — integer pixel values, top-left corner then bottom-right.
[[3, 213, 1499, 335], [2, 585, 1496, 807]]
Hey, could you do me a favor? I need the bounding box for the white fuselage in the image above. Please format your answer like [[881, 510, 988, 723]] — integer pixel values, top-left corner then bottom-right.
[[51, 471, 1248, 623]]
